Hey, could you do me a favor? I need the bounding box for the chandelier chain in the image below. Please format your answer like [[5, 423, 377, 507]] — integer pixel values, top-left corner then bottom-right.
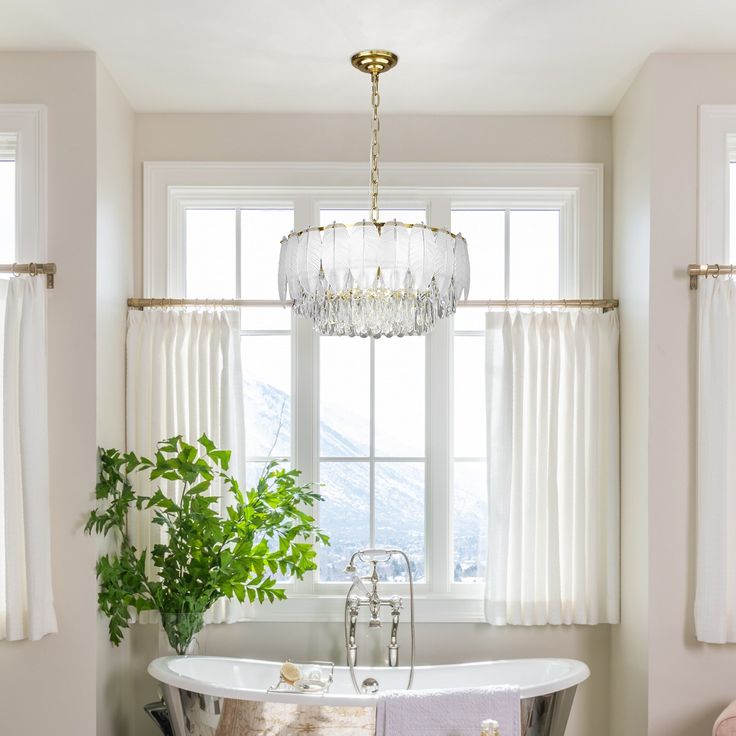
[[277, 50, 469, 338], [370, 71, 381, 222]]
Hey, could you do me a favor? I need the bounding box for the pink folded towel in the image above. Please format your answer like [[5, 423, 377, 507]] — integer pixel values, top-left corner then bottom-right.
[[714, 701, 736, 736], [375, 685, 521, 736]]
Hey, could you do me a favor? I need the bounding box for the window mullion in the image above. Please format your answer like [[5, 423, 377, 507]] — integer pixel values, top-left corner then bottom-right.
[[235, 208, 242, 299], [427, 196, 451, 594], [428, 317, 452, 595], [293, 196, 316, 594]]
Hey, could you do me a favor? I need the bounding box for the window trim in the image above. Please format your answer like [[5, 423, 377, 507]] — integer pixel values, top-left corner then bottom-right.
[[143, 161, 604, 622], [143, 162, 603, 298]]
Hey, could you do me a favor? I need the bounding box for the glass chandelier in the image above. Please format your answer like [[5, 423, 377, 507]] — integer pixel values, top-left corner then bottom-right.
[[277, 50, 470, 337]]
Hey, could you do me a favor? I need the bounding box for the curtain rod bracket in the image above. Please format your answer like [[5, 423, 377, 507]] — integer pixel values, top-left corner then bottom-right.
[[0, 262, 57, 289], [687, 263, 736, 290]]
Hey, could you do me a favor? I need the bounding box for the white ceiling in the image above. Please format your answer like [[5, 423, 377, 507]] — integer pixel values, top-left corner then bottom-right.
[[2, 0, 736, 115]]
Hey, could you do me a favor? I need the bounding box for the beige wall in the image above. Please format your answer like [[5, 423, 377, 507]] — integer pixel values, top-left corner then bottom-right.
[[95, 59, 135, 736], [610, 62, 652, 735], [0, 52, 99, 735], [131, 112, 615, 736], [134, 112, 613, 298], [610, 53, 736, 736], [645, 54, 736, 735]]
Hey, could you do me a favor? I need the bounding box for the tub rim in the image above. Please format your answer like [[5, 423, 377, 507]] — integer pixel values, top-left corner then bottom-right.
[[148, 655, 590, 707]]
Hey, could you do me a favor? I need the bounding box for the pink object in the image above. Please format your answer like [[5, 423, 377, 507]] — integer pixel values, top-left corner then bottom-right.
[[714, 701, 736, 735]]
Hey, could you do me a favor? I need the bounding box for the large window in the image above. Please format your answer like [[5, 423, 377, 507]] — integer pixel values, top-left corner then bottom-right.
[[146, 162, 603, 620]]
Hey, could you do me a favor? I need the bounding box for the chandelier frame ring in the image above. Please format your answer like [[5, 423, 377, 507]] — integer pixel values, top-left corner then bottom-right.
[[286, 221, 460, 240]]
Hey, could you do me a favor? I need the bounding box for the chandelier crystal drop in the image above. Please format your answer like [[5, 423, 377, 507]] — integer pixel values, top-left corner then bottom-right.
[[277, 50, 470, 338]]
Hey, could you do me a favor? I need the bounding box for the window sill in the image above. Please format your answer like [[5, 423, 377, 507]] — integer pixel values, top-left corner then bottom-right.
[[239, 594, 487, 624]]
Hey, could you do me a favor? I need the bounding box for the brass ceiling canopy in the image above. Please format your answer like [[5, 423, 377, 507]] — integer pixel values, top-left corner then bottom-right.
[[350, 50, 399, 75]]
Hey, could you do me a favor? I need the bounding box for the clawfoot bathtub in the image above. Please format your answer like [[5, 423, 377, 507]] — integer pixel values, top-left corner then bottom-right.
[[148, 656, 589, 736]]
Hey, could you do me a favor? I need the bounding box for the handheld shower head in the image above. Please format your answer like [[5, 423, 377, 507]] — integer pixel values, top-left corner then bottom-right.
[[345, 547, 398, 575]]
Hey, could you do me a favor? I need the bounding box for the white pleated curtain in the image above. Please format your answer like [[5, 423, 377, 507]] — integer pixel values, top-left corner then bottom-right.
[[484, 309, 620, 625], [126, 307, 247, 623], [695, 278, 736, 642], [0, 277, 57, 641]]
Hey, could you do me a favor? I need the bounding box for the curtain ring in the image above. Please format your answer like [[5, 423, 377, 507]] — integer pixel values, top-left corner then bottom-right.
[[11, 262, 19, 277], [28, 262, 38, 277], [714, 264, 721, 279]]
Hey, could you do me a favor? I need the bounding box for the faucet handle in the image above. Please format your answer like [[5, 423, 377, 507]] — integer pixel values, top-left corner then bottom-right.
[[390, 595, 402, 612]]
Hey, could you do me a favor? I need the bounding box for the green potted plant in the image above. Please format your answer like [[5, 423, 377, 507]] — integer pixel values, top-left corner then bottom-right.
[[86, 435, 328, 654]]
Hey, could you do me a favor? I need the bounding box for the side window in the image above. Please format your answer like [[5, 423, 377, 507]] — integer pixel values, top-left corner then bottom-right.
[[0, 134, 16, 263]]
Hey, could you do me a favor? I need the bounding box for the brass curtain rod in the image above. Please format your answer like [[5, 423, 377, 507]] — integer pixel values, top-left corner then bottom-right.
[[464, 299, 618, 311], [0, 262, 56, 289], [688, 263, 736, 290], [128, 297, 618, 312]]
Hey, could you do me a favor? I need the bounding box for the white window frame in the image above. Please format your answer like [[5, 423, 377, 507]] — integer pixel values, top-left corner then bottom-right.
[[144, 161, 603, 622], [699, 105, 736, 262], [0, 105, 47, 263]]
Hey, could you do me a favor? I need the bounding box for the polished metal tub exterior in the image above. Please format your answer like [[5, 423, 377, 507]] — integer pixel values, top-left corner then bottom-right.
[[155, 682, 577, 736], [521, 686, 576, 736], [148, 656, 587, 736]]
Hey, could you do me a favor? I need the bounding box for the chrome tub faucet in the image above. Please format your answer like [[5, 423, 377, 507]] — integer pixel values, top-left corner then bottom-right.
[[343, 548, 415, 692]]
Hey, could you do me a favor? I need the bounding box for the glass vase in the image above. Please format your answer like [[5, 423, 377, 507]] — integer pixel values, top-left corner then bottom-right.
[[160, 611, 206, 655]]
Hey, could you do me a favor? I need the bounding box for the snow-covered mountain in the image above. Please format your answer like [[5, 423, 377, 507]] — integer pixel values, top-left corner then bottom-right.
[[244, 377, 486, 583]]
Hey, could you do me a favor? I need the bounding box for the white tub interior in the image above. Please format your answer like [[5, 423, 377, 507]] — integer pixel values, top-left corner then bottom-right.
[[149, 656, 590, 708]]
